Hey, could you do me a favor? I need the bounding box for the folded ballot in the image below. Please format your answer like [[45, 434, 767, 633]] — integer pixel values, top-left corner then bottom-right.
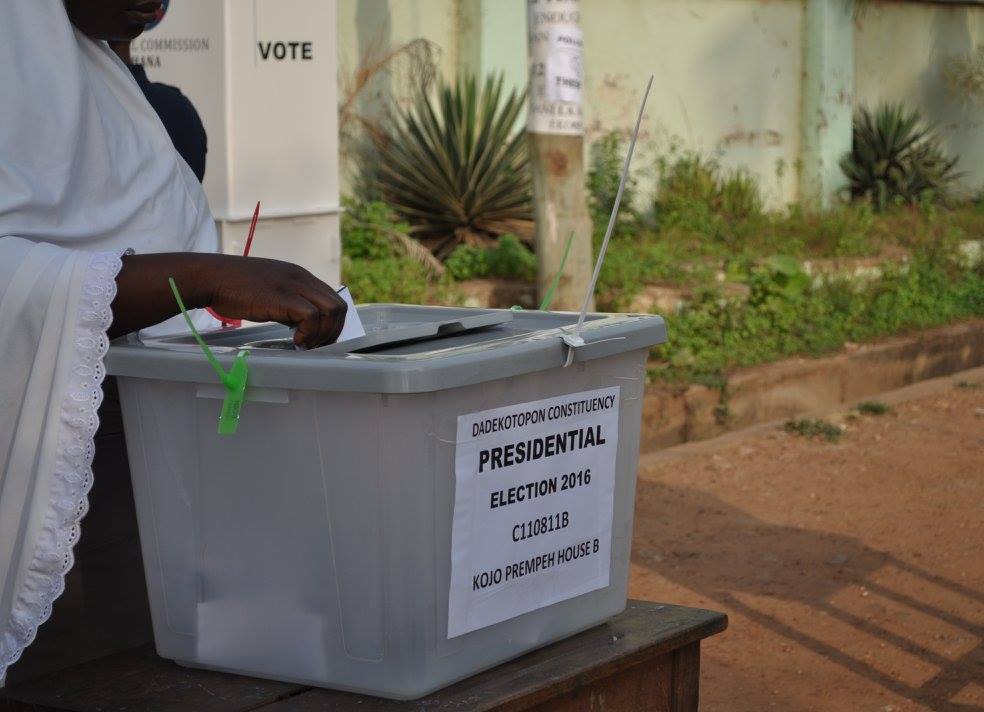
[[336, 285, 366, 343]]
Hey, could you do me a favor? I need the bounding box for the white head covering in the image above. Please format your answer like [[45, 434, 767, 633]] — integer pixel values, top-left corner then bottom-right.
[[1, 0, 218, 681]]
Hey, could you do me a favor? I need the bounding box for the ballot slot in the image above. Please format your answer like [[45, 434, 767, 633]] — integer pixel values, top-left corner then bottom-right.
[[312, 307, 514, 354], [240, 308, 515, 353]]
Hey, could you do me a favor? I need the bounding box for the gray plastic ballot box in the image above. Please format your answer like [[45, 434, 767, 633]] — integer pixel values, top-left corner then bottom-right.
[[105, 305, 667, 699]]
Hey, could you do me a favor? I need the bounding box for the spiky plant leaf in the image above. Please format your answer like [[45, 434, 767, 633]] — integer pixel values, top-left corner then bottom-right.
[[840, 103, 960, 210], [374, 73, 533, 259]]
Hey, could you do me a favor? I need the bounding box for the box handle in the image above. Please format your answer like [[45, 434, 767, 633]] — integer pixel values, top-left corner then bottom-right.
[[436, 320, 464, 336], [196, 384, 289, 404]]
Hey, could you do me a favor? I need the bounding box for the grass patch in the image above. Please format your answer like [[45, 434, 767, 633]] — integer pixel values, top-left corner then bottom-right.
[[649, 248, 983, 385], [595, 203, 984, 311], [589, 142, 984, 312], [955, 380, 982, 390], [340, 142, 984, 389], [857, 401, 892, 415], [784, 419, 843, 442]]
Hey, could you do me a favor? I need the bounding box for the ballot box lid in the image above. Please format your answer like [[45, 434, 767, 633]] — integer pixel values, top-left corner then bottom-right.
[[106, 304, 667, 394]]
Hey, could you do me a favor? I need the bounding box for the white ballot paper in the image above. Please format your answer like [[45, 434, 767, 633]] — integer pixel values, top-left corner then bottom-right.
[[448, 386, 620, 638], [336, 285, 366, 342]]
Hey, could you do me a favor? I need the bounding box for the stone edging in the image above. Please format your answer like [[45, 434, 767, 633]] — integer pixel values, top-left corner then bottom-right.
[[641, 319, 984, 451]]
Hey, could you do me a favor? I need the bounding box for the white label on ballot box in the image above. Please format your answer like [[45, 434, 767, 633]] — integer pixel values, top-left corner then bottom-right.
[[448, 387, 620, 638]]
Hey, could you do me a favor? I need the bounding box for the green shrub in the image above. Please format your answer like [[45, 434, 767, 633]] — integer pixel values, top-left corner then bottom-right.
[[595, 240, 656, 310], [652, 152, 764, 242], [654, 151, 723, 235], [840, 103, 961, 210], [587, 132, 637, 223], [341, 198, 406, 260], [445, 244, 488, 281], [374, 73, 532, 258], [341, 197, 448, 278], [784, 419, 842, 442], [445, 234, 536, 281], [342, 255, 431, 304], [486, 234, 536, 279], [594, 236, 701, 311], [340, 198, 455, 303], [857, 401, 891, 415], [746, 255, 811, 303], [794, 203, 877, 257], [719, 168, 764, 223]]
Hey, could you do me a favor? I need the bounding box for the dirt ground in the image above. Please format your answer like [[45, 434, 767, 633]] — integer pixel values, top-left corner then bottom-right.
[[629, 368, 984, 712]]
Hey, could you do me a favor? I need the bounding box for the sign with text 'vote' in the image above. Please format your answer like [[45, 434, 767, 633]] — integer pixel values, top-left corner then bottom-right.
[[448, 387, 620, 638], [132, 0, 341, 286]]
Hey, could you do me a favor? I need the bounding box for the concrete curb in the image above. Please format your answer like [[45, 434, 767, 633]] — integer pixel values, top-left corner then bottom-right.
[[641, 365, 984, 464], [641, 319, 984, 451]]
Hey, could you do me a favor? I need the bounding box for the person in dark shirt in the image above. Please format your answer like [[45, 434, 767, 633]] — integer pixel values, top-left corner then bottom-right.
[[109, 40, 207, 182]]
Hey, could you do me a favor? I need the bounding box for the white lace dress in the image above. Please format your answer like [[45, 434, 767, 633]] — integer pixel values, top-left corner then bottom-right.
[[0, 246, 122, 682], [0, 1, 219, 682]]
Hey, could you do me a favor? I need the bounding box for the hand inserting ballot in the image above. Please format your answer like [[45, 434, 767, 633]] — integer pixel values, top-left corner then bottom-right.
[[110, 253, 348, 349]]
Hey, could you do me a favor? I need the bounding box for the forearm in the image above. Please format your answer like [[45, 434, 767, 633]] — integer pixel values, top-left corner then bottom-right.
[[108, 252, 217, 338], [106, 251, 347, 348]]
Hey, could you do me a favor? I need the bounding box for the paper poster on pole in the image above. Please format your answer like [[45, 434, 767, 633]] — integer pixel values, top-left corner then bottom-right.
[[448, 387, 620, 638], [527, 0, 584, 135], [545, 26, 583, 104]]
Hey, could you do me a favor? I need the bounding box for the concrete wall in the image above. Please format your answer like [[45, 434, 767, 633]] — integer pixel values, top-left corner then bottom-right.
[[579, 0, 804, 208], [336, 0, 453, 188], [336, 0, 984, 205], [855, 1, 984, 196], [337, 0, 458, 94]]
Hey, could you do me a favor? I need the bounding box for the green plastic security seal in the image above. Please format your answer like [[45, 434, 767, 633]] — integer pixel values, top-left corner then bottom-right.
[[168, 277, 249, 435], [539, 231, 576, 312], [217, 350, 249, 435], [510, 231, 574, 312]]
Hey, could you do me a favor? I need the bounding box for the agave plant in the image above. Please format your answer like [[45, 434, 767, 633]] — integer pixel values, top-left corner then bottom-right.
[[373, 73, 533, 259], [840, 103, 960, 210]]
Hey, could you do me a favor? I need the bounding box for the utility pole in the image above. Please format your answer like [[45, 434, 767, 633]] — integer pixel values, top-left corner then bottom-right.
[[526, 0, 593, 311]]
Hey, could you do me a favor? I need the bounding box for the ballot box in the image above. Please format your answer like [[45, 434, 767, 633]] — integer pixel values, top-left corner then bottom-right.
[[105, 306, 666, 699], [132, 0, 340, 285]]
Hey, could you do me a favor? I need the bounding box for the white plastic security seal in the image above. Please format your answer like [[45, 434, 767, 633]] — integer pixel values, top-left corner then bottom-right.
[[561, 333, 585, 367], [562, 75, 653, 368]]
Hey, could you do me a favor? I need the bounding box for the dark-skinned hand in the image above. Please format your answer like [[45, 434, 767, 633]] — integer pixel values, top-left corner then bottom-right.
[[109, 252, 347, 349]]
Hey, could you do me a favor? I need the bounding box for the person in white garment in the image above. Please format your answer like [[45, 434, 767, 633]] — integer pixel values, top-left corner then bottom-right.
[[0, 0, 347, 683]]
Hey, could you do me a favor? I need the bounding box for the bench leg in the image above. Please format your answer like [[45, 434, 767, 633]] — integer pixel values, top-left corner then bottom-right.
[[670, 642, 701, 712]]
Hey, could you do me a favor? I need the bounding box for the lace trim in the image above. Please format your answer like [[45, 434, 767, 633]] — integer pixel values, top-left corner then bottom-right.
[[0, 249, 125, 681]]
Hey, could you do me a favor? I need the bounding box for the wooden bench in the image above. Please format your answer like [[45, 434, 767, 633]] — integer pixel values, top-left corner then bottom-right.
[[1, 601, 726, 712]]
